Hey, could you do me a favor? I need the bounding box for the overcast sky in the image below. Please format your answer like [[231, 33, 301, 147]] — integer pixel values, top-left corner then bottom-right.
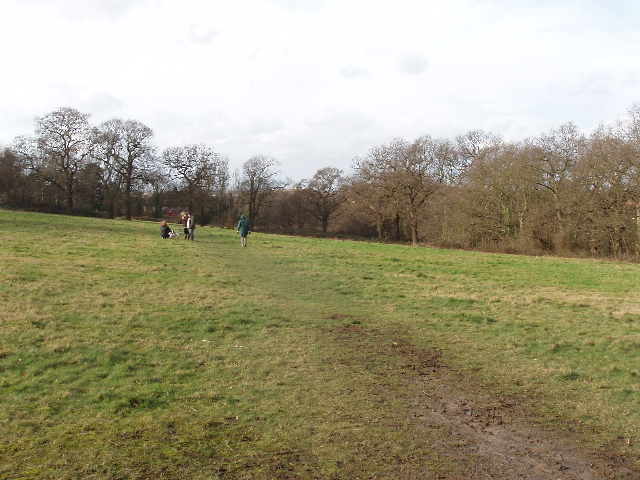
[[1, 0, 639, 181]]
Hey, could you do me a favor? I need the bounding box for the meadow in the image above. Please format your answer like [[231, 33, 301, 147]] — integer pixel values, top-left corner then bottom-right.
[[1, 210, 639, 479]]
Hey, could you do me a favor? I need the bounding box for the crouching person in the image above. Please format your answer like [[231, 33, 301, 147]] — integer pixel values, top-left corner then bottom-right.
[[160, 221, 175, 239]]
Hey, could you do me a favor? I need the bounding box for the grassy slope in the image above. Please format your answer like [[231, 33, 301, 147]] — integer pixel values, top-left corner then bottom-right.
[[1, 210, 639, 479]]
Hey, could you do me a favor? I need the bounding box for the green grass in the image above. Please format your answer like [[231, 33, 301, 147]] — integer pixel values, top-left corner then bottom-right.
[[1, 210, 640, 478]]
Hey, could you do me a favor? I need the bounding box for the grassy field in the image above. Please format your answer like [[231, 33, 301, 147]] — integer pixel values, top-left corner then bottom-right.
[[1, 210, 640, 479]]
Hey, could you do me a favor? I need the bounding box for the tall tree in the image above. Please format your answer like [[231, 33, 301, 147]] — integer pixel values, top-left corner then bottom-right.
[[352, 140, 410, 241], [302, 167, 346, 233], [619, 103, 640, 252], [573, 125, 639, 255], [351, 137, 450, 245], [93, 120, 123, 218], [462, 139, 539, 246], [23, 107, 94, 215], [351, 147, 399, 240], [0, 147, 30, 207], [386, 137, 448, 245], [94, 119, 155, 219], [238, 155, 284, 229], [162, 144, 225, 216], [527, 123, 586, 250], [623, 102, 640, 158]]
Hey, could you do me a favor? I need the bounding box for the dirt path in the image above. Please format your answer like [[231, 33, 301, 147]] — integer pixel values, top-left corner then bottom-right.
[[329, 324, 640, 480], [407, 358, 636, 479]]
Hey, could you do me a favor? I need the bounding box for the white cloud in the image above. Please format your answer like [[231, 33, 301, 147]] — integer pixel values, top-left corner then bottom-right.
[[398, 55, 429, 75], [6, 0, 155, 21], [176, 23, 221, 46], [1, 0, 640, 179], [340, 66, 369, 78]]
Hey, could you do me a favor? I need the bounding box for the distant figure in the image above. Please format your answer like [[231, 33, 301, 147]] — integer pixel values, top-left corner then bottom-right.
[[187, 213, 195, 241], [160, 221, 175, 239], [181, 212, 190, 240], [236, 214, 250, 247]]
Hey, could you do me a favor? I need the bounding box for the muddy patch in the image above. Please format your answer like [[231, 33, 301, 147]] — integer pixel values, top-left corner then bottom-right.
[[326, 323, 640, 479]]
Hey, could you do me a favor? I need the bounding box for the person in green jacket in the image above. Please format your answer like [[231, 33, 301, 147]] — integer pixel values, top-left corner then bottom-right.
[[236, 214, 250, 247]]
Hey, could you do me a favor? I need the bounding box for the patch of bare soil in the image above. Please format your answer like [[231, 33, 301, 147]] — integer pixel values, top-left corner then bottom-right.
[[327, 323, 640, 480]]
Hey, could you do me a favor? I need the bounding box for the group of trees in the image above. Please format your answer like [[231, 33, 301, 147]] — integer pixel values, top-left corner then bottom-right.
[[343, 104, 640, 258], [2, 108, 232, 225], [3, 104, 640, 257]]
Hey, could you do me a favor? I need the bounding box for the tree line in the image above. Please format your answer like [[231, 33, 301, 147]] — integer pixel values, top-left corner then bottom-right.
[[2, 104, 640, 257]]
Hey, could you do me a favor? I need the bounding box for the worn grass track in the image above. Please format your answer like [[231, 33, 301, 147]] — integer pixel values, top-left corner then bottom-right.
[[1, 210, 640, 479]]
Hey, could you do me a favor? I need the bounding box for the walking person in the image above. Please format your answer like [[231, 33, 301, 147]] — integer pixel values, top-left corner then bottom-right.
[[187, 213, 195, 241], [236, 214, 250, 247]]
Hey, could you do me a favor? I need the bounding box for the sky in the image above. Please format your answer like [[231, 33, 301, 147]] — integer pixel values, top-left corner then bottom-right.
[[1, 0, 640, 181]]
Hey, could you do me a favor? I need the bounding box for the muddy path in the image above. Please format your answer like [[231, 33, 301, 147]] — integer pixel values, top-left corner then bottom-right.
[[327, 323, 640, 480]]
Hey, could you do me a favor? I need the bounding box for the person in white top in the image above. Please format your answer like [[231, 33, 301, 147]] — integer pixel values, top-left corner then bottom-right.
[[187, 213, 195, 241]]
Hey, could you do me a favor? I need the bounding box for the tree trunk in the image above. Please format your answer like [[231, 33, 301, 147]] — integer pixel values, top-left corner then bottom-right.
[[66, 178, 74, 215], [125, 182, 132, 220], [411, 216, 419, 246]]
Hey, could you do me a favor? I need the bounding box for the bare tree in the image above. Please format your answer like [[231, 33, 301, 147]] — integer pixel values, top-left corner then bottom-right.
[[398, 136, 449, 245], [143, 164, 173, 219], [527, 123, 586, 251], [162, 144, 225, 216], [93, 120, 123, 218], [94, 119, 155, 220], [351, 148, 399, 240], [0, 147, 30, 207], [351, 136, 450, 245], [19, 107, 94, 215], [98, 118, 155, 220], [573, 125, 639, 255], [461, 139, 539, 247], [238, 155, 284, 229], [619, 103, 640, 253], [264, 186, 308, 230], [302, 167, 347, 233], [623, 102, 640, 160], [351, 140, 409, 241]]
